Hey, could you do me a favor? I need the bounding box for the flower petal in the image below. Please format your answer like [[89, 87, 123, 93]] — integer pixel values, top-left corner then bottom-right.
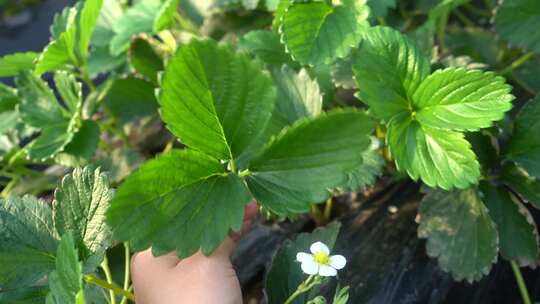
[[301, 260, 319, 275], [296, 252, 313, 263], [318, 265, 337, 277], [329, 255, 346, 270], [310, 242, 330, 255]]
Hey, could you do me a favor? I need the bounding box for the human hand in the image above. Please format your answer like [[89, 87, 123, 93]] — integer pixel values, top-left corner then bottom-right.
[[131, 202, 258, 304]]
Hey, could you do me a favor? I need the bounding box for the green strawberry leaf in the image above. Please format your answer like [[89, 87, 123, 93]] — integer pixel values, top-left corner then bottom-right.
[[352, 26, 430, 121], [107, 150, 251, 257], [412, 67, 514, 131], [247, 109, 375, 215], [36, 0, 104, 74], [0, 84, 20, 135], [479, 182, 539, 268], [103, 76, 158, 124], [387, 114, 480, 190], [57, 120, 101, 167], [0, 52, 38, 77], [154, 0, 180, 32], [280, 0, 369, 66], [128, 36, 164, 85], [53, 166, 113, 269], [272, 0, 290, 31], [46, 233, 85, 304], [0, 286, 48, 304], [54, 71, 83, 114], [505, 95, 540, 179], [418, 188, 498, 282], [87, 46, 125, 78], [367, 0, 395, 19], [0, 196, 58, 289], [495, 0, 540, 53], [501, 163, 540, 209], [238, 30, 295, 67], [91, 0, 123, 47], [266, 222, 341, 304], [159, 39, 276, 160]]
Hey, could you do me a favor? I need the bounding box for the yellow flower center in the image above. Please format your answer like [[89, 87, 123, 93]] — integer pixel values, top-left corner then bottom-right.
[[314, 252, 330, 265]]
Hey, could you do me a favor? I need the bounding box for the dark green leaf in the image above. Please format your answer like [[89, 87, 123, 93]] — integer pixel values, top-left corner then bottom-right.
[[159, 39, 276, 160], [0, 286, 48, 304], [505, 95, 540, 179], [280, 0, 369, 66], [479, 182, 539, 267], [129, 37, 164, 84], [53, 166, 113, 268], [0, 196, 58, 289], [107, 150, 251, 257], [387, 114, 480, 190], [58, 120, 101, 167], [266, 222, 341, 304], [353, 26, 430, 121], [418, 188, 498, 282], [103, 77, 158, 124], [87, 47, 126, 78], [367, 0, 396, 19], [0, 52, 38, 77], [54, 71, 82, 114], [495, 0, 540, 53], [238, 30, 295, 67], [336, 138, 384, 193], [247, 110, 374, 215], [501, 163, 540, 209]]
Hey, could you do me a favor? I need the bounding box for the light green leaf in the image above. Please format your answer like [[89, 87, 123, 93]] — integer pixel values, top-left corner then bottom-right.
[[501, 163, 540, 209], [280, 0, 369, 66], [129, 37, 164, 84], [154, 0, 180, 32], [91, 0, 123, 47], [387, 114, 480, 190], [110, 0, 162, 56], [159, 39, 276, 160], [103, 76, 158, 124], [77, 0, 104, 61], [495, 0, 540, 53], [505, 95, 540, 179], [247, 109, 375, 215], [413, 68, 514, 131], [0, 52, 38, 77], [479, 182, 539, 268], [87, 46, 126, 78], [54, 71, 83, 113], [238, 30, 295, 67], [266, 222, 341, 304], [107, 150, 251, 257], [25, 124, 75, 161], [352, 26, 430, 120], [53, 166, 112, 268], [332, 285, 351, 304], [332, 56, 357, 89], [0, 84, 20, 135], [47, 233, 85, 304], [418, 188, 498, 282], [0, 196, 58, 289], [272, 0, 290, 31], [0, 286, 48, 304]]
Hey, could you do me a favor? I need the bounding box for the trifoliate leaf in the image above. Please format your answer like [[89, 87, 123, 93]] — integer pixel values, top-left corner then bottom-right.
[[110, 0, 162, 56], [159, 39, 276, 160], [154, 0, 180, 32], [280, 0, 369, 66], [46, 233, 85, 304], [247, 110, 375, 215], [413, 68, 514, 131], [16, 71, 81, 160], [418, 188, 498, 282], [103, 76, 158, 124], [238, 30, 295, 67], [53, 167, 113, 268], [107, 150, 251, 257], [505, 95, 540, 179], [479, 182, 539, 268], [353, 26, 430, 121], [36, 0, 104, 74], [501, 163, 540, 209], [0, 196, 58, 289], [0, 52, 38, 77], [266, 222, 341, 304], [495, 0, 540, 53], [336, 137, 384, 193], [387, 114, 480, 190], [128, 37, 164, 84]]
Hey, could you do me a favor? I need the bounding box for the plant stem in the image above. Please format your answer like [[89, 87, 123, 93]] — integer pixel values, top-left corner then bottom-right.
[[453, 8, 474, 27], [101, 255, 117, 304], [499, 52, 535, 76], [121, 242, 131, 304], [323, 197, 333, 223], [84, 274, 135, 302], [1, 176, 19, 198], [511, 261, 532, 304], [284, 275, 322, 304]]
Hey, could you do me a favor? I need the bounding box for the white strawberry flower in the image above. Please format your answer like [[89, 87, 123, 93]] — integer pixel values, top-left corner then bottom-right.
[[296, 241, 347, 277]]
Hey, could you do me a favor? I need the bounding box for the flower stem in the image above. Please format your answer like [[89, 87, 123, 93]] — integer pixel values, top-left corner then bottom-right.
[[499, 51, 535, 76], [284, 275, 322, 304], [121, 242, 131, 304], [84, 274, 135, 302], [323, 197, 333, 223], [100, 255, 117, 304], [511, 261, 532, 304]]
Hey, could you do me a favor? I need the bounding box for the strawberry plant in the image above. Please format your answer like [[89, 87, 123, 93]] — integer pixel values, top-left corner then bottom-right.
[[1, 0, 540, 303]]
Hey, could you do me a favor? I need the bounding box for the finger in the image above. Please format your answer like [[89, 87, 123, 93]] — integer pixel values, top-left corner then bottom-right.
[[132, 249, 181, 272], [244, 201, 258, 221]]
